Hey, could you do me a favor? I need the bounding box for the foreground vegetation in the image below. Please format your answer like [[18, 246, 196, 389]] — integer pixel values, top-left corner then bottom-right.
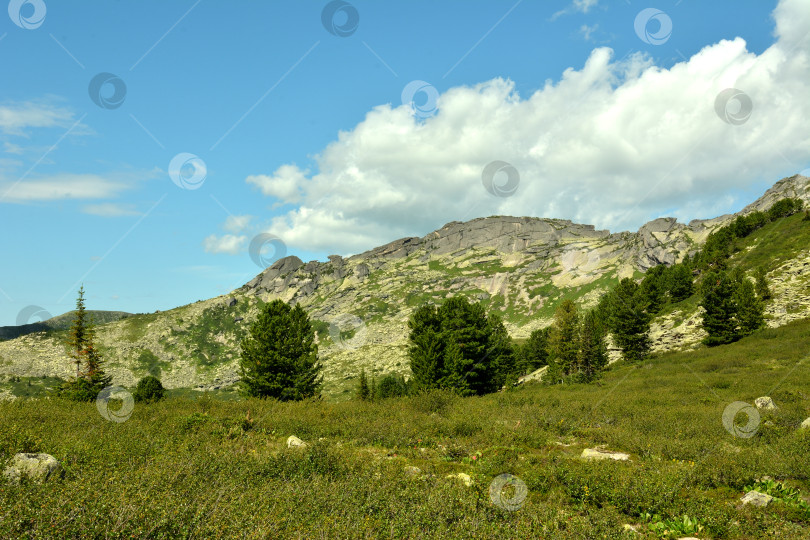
[[2, 317, 809, 538]]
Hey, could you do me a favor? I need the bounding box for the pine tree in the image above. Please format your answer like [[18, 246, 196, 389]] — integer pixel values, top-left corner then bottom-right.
[[578, 309, 608, 382], [518, 327, 550, 374], [609, 279, 652, 362], [547, 299, 580, 379], [57, 286, 112, 401], [239, 300, 321, 400], [734, 277, 764, 336], [356, 369, 370, 401], [700, 271, 738, 346], [754, 267, 771, 300], [669, 263, 694, 302]]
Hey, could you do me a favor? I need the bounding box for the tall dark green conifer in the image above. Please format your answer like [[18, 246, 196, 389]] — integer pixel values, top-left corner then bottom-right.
[[609, 278, 652, 362], [578, 309, 608, 382], [239, 300, 321, 400], [734, 278, 764, 337], [700, 271, 739, 346], [547, 299, 580, 380]]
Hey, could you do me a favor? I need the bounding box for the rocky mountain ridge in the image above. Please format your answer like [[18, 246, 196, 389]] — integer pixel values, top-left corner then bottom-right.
[[1, 174, 808, 400]]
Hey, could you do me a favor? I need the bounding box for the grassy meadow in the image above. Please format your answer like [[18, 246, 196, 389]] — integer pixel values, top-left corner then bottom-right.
[[1, 318, 810, 538]]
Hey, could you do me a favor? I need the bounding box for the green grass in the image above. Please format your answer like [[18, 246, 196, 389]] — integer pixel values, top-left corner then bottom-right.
[[2, 317, 810, 538]]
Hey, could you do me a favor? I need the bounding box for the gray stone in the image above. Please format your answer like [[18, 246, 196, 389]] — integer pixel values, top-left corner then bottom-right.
[[403, 466, 422, 477], [754, 396, 777, 411], [741, 490, 773, 507], [801, 418, 810, 429], [581, 448, 630, 461], [3, 453, 63, 484], [286, 435, 307, 449]]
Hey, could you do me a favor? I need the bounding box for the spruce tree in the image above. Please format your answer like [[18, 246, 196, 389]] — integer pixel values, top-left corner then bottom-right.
[[609, 278, 652, 362], [356, 369, 370, 401], [239, 300, 321, 400], [578, 309, 608, 382], [734, 277, 764, 336], [754, 267, 771, 300], [700, 271, 738, 346], [547, 299, 580, 379], [518, 327, 550, 374], [669, 263, 694, 302]]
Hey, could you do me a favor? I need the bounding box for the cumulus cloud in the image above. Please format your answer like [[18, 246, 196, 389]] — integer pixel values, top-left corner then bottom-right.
[[203, 234, 247, 255], [223, 215, 253, 233], [0, 169, 159, 204], [244, 0, 810, 257]]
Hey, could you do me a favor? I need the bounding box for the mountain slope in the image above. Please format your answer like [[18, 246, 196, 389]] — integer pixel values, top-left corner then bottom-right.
[[1, 174, 808, 400]]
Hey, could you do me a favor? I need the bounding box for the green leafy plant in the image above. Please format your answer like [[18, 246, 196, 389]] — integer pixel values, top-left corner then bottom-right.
[[642, 513, 704, 539]]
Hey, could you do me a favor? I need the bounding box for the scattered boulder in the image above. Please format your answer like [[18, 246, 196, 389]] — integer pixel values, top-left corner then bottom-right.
[[227, 298, 237, 307], [403, 466, 422, 477], [3, 453, 64, 484], [581, 448, 630, 461], [445, 472, 473, 487], [741, 490, 773, 507], [800, 418, 810, 429], [286, 435, 307, 449], [754, 396, 777, 411]]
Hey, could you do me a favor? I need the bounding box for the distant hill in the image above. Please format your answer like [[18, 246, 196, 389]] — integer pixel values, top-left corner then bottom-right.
[[0, 311, 132, 341], [0, 174, 808, 400]]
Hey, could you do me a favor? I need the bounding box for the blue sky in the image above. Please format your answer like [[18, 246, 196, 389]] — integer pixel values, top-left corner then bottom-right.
[[1, 0, 808, 325]]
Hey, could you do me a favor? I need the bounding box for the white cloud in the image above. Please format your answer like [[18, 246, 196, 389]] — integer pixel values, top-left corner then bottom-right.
[[0, 170, 159, 204], [244, 0, 810, 257], [246, 164, 307, 203], [82, 203, 142, 217], [0, 100, 81, 136], [579, 23, 598, 42], [203, 234, 247, 255], [573, 0, 598, 14], [223, 214, 253, 233]]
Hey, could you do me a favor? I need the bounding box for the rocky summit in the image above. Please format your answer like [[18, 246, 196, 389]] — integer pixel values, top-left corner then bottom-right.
[[1, 174, 808, 399]]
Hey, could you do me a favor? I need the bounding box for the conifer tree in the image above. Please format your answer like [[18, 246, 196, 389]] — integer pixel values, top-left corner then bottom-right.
[[59, 286, 111, 401], [578, 309, 608, 382], [547, 299, 580, 379], [754, 267, 771, 300], [669, 263, 694, 302], [700, 271, 738, 346], [734, 277, 764, 337], [356, 369, 370, 401], [239, 299, 321, 400], [609, 278, 652, 362]]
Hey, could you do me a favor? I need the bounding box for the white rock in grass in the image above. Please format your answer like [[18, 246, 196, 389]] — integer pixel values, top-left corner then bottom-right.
[[800, 417, 810, 429], [754, 396, 777, 411], [445, 472, 473, 487], [741, 490, 773, 507], [3, 453, 64, 484], [581, 448, 630, 461], [403, 466, 422, 477], [286, 435, 307, 449]]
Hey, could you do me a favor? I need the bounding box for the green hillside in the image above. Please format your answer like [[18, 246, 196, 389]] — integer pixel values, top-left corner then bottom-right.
[[1, 316, 808, 538]]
